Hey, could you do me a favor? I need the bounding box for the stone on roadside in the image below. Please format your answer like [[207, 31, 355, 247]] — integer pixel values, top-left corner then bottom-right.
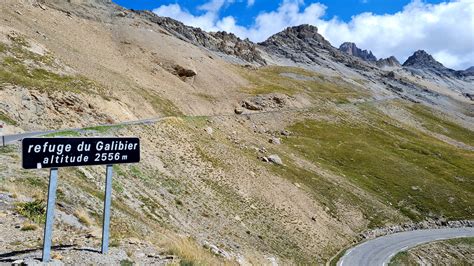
[[234, 107, 244, 114]]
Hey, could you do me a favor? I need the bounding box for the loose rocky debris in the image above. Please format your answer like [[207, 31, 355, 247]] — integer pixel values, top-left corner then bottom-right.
[[360, 220, 474, 240], [269, 137, 281, 145], [241, 93, 293, 111], [162, 63, 197, 80], [203, 242, 232, 260], [462, 93, 474, 101], [134, 12, 266, 66]]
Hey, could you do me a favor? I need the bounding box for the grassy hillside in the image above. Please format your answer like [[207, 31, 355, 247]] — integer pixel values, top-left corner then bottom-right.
[[284, 104, 473, 222]]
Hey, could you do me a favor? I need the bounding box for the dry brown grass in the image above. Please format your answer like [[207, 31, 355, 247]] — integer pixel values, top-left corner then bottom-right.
[[163, 236, 235, 265], [74, 209, 93, 227], [20, 222, 38, 231]]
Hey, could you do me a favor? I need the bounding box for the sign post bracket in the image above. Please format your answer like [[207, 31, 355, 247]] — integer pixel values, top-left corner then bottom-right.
[[42, 167, 59, 262]]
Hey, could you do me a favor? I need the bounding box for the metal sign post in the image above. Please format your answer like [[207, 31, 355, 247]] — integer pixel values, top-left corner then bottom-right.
[[21, 137, 140, 262], [42, 168, 58, 262], [101, 165, 113, 254], [0, 124, 4, 147]]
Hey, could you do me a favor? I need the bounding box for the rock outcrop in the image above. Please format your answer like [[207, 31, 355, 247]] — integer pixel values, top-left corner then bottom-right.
[[377, 56, 401, 68], [402, 50, 462, 78], [135, 12, 266, 66], [339, 42, 377, 62], [258, 24, 375, 72], [403, 50, 444, 69], [259, 24, 334, 65], [461, 66, 474, 76]]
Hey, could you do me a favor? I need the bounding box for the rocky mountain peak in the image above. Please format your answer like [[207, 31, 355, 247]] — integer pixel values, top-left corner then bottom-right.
[[464, 66, 474, 73], [377, 56, 401, 68], [402, 50, 445, 69], [284, 24, 320, 38], [339, 42, 377, 62], [259, 24, 333, 53]]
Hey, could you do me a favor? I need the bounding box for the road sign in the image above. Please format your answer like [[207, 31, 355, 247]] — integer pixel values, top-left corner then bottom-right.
[[21, 137, 140, 169], [21, 137, 140, 262]]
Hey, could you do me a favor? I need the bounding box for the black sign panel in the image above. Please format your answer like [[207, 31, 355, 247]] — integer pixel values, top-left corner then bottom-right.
[[22, 137, 140, 169]]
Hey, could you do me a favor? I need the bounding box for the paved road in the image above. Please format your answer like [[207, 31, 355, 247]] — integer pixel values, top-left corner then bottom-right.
[[0, 97, 401, 146], [337, 227, 474, 266]]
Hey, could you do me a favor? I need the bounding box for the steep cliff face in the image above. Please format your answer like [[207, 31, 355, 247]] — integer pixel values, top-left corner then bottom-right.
[[339, 42, 377, 62], [377, 56, 402, 69], [259, 24, 337, 64]]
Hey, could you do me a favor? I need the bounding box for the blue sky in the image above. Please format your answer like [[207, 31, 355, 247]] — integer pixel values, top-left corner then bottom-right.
[[113, 0, 445, 26], [112, 1, 473, 70]]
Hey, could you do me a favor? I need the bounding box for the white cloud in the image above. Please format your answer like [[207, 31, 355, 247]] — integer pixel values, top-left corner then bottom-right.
[[247, 0, 255, 7], [153, 0, 474, 70]]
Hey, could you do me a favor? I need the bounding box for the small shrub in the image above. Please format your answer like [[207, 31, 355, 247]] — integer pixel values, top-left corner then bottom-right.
[[21, 222, 38, 231], [16, 200, 46, 223], [74, 209, 93, 226], [110, 239, 121, 247], [175, 198, 183, 206], [164, 237, 225, 265], [120, 259, 134, 266]]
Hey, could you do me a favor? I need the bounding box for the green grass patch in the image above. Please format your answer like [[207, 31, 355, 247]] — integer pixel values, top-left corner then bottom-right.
[[0, 111, 17, 125], [445, 237, 474, 246], [19, 176, 48, 190], [388, 251, 413, 266], [285, 108, 474, 221], [0, 58, 95, 93], [120, 259, 134, 266], [137, 88, 183, 116], [407, 104, 474, 146], [0, 43, 7, 53], [329, 246, 352, 266], [84, 125, 123, 134], [0, 42, 101, 94], [113, 180, 124, 193], [16, 199, 46, 223], [129, 165, 151, 182], [239, 66, 368, 103], [0, 145, 16, 154], [194, 93, 217, 102], [389, 237, 474, 266], [44, 130, 81, 137], [8, 34, 29, 47]]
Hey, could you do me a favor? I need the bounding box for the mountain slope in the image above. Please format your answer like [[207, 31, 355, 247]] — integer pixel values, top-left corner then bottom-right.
[[0, 0, 473, 265]]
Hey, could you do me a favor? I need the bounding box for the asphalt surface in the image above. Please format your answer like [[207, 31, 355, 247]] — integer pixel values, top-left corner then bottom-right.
[[0, 97, 400, 146], [337, 227, 474, 266]]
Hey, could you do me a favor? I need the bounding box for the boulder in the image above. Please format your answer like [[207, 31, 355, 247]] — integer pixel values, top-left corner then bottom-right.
[[269, 137, 281, 145], [268, 155, 283, 165], [234, 107, 244, 114], [173, 65, 197, 78]]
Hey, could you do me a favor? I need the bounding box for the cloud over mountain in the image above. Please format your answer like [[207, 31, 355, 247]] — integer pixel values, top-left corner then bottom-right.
[[153, 0, 474, 70]]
